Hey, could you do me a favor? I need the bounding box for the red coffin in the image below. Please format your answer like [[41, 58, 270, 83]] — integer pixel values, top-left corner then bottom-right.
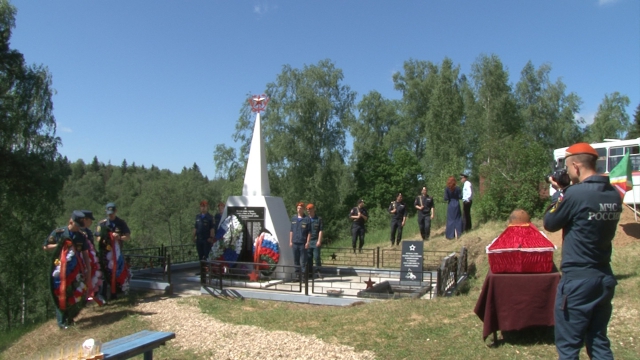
[[486, 223, 556, 274]]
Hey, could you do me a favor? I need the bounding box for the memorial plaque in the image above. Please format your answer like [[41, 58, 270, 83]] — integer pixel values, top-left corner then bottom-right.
[[227, 207, 265, 261], [400, 241, 423, 285]]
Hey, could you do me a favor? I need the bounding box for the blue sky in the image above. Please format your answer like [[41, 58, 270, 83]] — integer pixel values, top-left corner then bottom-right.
[[10, 0, 640, 179]]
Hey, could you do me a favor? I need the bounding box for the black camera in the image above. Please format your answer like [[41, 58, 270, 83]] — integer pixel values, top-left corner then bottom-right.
[[545, 168, 571, 188]]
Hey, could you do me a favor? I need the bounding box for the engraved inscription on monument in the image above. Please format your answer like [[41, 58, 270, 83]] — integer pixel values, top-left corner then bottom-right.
[[227, 207, 265, 260], [400, 241, 423, 284]]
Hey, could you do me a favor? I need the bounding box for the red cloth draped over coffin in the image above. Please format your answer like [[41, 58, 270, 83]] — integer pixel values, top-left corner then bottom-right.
[[486, 223, 556, 274]]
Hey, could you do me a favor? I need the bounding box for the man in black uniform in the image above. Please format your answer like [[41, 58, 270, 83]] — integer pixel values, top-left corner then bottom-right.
[[388, 193, 407, 247], [414, 187, 435, 240], [193, 200, 215, 263], [349, 199, 368, 253], [544, 143, 621, 360]]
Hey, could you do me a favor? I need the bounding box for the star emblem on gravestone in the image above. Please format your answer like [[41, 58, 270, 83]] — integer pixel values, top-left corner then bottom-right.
[[330, 252, 338, 260], [364, 277, 376, 289], [409, 244, 416, 251]]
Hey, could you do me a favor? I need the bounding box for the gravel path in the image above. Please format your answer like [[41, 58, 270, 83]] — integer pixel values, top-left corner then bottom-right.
[[135, 297, 377, 360]]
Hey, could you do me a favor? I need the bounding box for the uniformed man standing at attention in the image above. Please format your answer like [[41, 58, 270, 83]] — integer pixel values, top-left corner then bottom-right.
[[544, 143, 621, 360], [414, 187, 435, 240], [193, 200, 215, 272], [388, 193, 407, 247], [214, 201, 225, 231], [306, 203, 323, 278], [349, 199, 368, 253], [289, 202, 310, 280]]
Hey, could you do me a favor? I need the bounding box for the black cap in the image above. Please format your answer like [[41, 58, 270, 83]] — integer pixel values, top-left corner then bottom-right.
[[460, 173, 469, 178], [358, 199, 365, 204], [81, 210, 94, 220], [71, 210, 85, 223]]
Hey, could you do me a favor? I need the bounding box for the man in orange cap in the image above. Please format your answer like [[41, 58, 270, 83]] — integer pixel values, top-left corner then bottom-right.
[[305, 203, 323, 278], [544, 142, 621, 359]]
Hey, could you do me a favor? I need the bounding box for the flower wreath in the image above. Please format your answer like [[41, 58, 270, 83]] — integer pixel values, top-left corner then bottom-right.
[[208, 214, 243, 265], [86, 240, 104, 305], [253, 231, 280, 276], [50, 239, 88, 318], [99, 231, 132, 295]]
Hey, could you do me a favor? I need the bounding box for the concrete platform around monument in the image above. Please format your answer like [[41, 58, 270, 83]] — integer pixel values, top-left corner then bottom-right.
[[131, 263, 438, 305]]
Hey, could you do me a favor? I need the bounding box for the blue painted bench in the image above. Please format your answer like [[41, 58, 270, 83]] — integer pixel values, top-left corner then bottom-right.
[[102, 330, 176, 360]]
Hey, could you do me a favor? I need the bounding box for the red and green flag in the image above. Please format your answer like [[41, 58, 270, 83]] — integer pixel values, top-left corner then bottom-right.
[[609, 152, 633, 199]]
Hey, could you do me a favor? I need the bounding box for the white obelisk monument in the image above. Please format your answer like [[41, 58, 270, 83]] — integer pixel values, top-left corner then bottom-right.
[[223, 95, 293, 276]]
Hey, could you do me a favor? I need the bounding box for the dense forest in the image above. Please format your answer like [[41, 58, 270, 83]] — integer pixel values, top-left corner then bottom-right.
[[1, 0, 639, 332]]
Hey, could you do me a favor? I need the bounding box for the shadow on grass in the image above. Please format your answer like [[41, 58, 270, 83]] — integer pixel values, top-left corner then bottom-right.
[[490, 326, 555, 347], [77, 309, 157, 329], [614, 273, 636, 281], [621, 223, 640, 239]]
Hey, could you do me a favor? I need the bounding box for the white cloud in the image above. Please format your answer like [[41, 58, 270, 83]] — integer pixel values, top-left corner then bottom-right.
[[253, 1, 277, 15], [59, 126, 73, 133], [598, 0, 619, 6]]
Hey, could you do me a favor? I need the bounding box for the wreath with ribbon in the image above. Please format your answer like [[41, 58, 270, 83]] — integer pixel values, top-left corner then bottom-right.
[[50, 239, 88, 318], [85, 240, 104, 305], [98, 231, 131, 296], [253, 231, 280, 276], [208, 214, 243, 265]]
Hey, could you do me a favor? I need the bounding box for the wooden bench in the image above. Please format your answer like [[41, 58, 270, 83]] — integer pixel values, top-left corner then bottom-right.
[[102, 330, 176, 360]]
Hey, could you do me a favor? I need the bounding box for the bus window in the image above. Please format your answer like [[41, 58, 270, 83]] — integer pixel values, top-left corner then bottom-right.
[[609, 145, 640, 172], [596, 148, 607, 174]]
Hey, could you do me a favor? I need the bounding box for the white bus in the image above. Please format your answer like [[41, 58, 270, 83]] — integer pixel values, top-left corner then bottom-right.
[[551, 138, 640, 204]]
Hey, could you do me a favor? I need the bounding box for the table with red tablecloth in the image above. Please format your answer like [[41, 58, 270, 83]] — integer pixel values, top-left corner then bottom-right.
[[474, 269, 561, 341]]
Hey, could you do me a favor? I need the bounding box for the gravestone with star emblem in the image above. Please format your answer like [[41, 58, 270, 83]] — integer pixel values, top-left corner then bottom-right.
[[400, 241, 423, 285]]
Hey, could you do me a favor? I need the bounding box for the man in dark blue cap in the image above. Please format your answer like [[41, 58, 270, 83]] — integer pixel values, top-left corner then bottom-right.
[[43, 211, 91, 329], [81, 210, 95, 246], [97, 202, 131, 245], [96, 202, 131, 300]]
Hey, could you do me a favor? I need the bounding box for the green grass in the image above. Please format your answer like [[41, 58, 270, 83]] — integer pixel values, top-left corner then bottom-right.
[[194, 220, 640, 359], [3, 218, 640, 359]]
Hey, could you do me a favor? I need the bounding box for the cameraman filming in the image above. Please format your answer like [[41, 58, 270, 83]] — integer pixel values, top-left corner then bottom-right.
[[543, 143, 621, 360]]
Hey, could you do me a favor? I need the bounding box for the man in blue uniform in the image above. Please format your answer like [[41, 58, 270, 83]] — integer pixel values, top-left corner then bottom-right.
[[544, 142, 621, 360], [349, 199, 368, 253], [388, 193, 407, 247], [193, 200, 215, 263], [306, 203, 323, 278], [414, 187, 435, 240], [289, 202, 310, 280]]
